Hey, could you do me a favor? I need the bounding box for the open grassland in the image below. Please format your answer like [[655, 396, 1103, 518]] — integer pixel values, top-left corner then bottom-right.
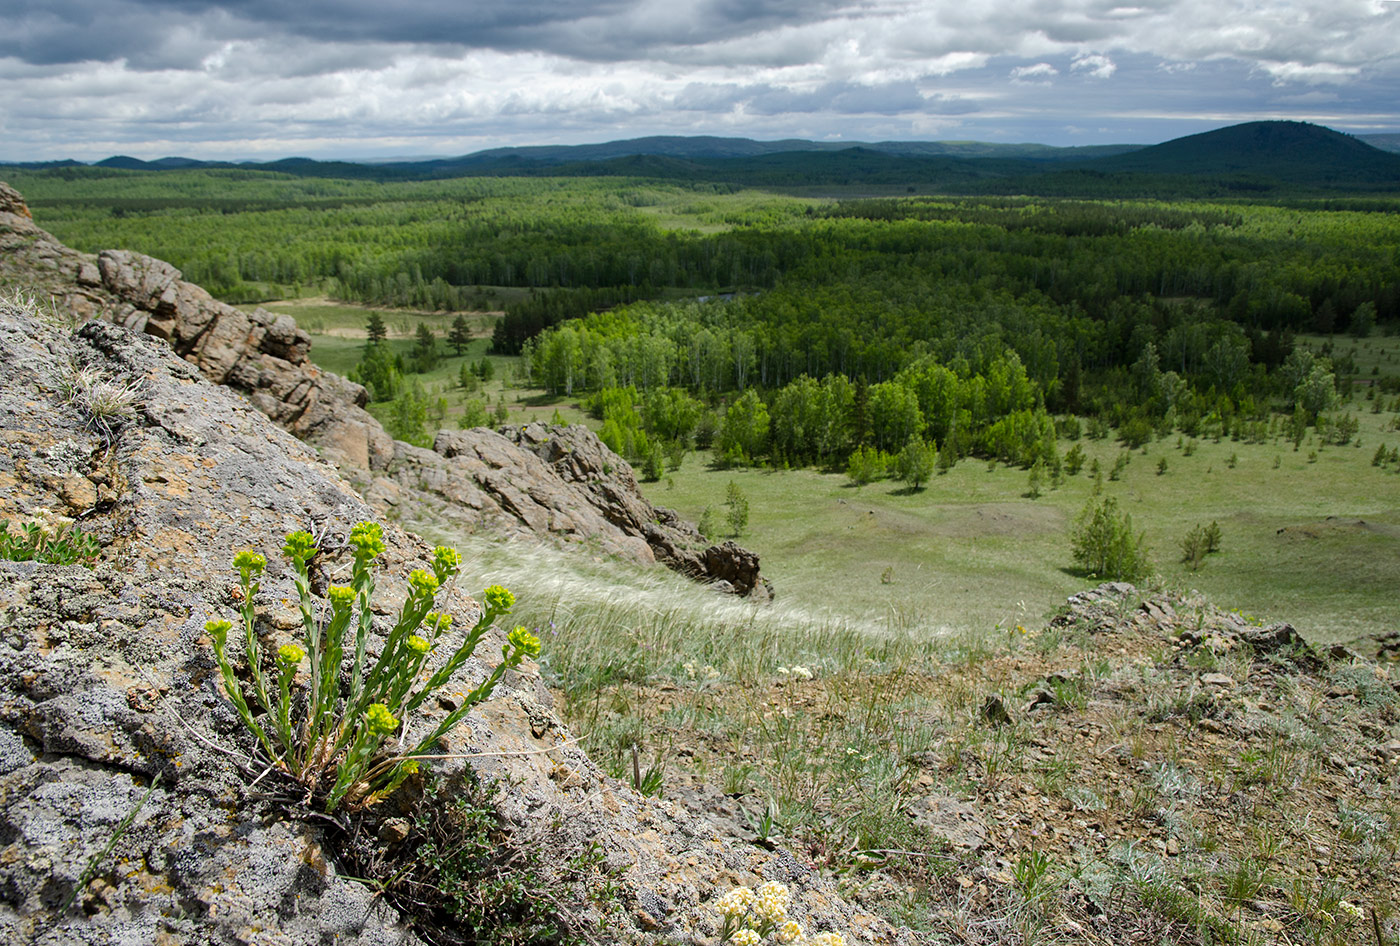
[[407, 530, 1399, 946], [291, 309, 1400, 647], [643, 403, 1400, 648]]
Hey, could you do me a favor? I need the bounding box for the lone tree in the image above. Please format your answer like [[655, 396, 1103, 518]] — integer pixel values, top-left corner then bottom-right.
[[447, 314, 472, 356], [365, 311, 387, 345], [895, 437, 935, 489], [410, 322, 439, 373], [724, 481, 750, 538], [1071, 496, 1151, 581]]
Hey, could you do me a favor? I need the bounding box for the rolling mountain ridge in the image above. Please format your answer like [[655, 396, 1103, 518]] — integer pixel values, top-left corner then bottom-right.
[[6, 122, 1399, 195]]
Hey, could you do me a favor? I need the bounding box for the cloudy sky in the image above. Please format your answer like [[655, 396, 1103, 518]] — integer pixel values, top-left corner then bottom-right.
[[2, 0, 1398, 161]]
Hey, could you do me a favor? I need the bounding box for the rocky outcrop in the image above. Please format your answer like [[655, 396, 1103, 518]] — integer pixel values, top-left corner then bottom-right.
[[0, 300, 885, 944], [0, 181, 768, 596], [420, 423, 772, 597]]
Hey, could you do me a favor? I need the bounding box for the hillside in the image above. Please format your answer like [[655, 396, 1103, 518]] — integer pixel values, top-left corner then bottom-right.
[[1084, 121, 1400, 184], [0, 183, 870, 944], [2, 179, 1397, 945]]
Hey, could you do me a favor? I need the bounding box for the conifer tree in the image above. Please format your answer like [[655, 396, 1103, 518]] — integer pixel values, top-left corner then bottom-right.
[[447, 315, 472, 356], [365, 311, 387, 345], [410, 323, 439, 373]]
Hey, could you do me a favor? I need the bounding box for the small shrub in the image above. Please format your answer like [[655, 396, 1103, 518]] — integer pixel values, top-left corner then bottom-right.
[[845, 445, 885, 486], [457, 397, 489, 429], [0, 518, 102, 567], [207, 523, 537, 811], [1063, 442, 1086, 475], [725, 481, 750, 538], [894, 437, 935, 489], [1026, 459, 1044, 499], [698, 506, 718, 542], [1109, 451, 1130, 481], [1180, 525, 1207, 571], [1203, 520, 1222, 553], [1070, 497, 1151, 581]]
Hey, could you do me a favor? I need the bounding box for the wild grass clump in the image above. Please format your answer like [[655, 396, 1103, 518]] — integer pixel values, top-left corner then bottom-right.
[[56, 362, 143, 441], [208, 522, 539, 811]]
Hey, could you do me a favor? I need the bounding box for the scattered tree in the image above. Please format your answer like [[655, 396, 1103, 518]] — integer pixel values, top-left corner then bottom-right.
[[894, 437, 935, 490], [1071, 496, 1151, 581], [458, 397, 489, 428], [724, 481, 750, 537], [349, 343, 403, 402], [410, 323, 439, 373], [365, 312, 387, 345], [1026, 459, 1045, 499], [447, 315, 472, 356], [1064, 443, 1086, 476]]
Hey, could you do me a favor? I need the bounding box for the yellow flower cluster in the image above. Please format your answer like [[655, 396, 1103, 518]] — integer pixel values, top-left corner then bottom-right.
[[777, 920, 804, 944]]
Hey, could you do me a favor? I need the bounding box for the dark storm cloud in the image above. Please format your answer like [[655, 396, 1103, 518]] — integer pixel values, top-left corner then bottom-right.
[[0, 0, 856, 66]]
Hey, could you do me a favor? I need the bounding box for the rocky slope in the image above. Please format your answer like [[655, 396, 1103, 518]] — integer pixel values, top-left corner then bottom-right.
[[0, 180, 769, 597], [0, 296, 879, 943]]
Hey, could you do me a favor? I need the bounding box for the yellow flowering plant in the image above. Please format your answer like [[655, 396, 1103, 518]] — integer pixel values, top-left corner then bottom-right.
[[207, 522, 539, 811]]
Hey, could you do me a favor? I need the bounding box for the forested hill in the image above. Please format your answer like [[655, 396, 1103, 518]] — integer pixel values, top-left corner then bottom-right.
[[7, 122, 1399, 195], [1081, 121, 1400, 183]]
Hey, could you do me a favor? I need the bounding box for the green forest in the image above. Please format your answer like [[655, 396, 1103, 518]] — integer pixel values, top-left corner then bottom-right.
[[11, 167, 1398, 488]]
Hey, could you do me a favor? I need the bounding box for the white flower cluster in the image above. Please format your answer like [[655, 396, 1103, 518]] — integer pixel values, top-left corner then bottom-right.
[[753, 881, 790, 924], [714, 881, 845, 946], [716, 886, 757, 918], [776, 665, 814, 680], [683, 661, 724, 682]]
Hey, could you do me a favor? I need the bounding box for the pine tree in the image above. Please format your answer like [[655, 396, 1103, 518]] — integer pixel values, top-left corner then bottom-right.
[[447, 315, 472, 356], [410, 323, 439, 373], [724, 481, 750, 537], [365, 311, 387, 345]]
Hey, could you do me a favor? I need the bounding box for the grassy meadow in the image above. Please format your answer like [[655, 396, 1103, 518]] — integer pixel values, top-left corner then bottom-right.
[[279, 299, 1400, 649], [643, 401, 1400, 647]]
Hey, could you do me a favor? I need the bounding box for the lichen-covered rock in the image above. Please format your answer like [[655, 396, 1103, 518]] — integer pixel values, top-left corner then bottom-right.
[[0, 291, 888, 942]]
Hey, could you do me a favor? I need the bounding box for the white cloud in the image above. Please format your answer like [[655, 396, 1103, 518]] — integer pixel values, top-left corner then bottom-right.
[[1010, 62, 1059, 83], [0, 1, 1398, 158], [1071, 54, 1117, 79]]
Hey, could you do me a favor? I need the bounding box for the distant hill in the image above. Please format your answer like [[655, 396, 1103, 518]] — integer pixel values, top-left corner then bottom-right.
[[967, 121, 1400, 197], [8, 135, 1141, 178], [432, 135, 1141, 166], [8, 123, 1398, 196], [1081, 121, 1400, 184], [94, 155, 216, 171]]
